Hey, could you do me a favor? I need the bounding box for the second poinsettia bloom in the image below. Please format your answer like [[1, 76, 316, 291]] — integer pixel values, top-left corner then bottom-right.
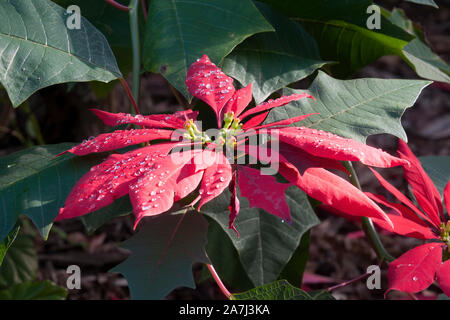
[[57, 54, 409, 235], [364, 140, 450, 297]]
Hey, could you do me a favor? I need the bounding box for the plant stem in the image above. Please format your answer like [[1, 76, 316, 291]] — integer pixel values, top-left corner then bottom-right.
[[140, 0, 148, 20], [342, 161, 395, 263], [206, 264, 233, 300], [119, 78, 140, 115], [129, 0, 141, 111], [105, 0, 129, 11], [327, 271, 372, 292]]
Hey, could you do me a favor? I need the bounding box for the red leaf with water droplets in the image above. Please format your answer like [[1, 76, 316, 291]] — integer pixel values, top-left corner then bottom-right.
[[173, 165, 204, 201], [62, 129, 174, 156], [436, 259, 450, 297], [197, 153, 232, 210], [221, 83, 253, 119], [398, 140, 443, 224], [57, 142, 178, 220], [279, 141, 348, 174], [279, 163, 393, 227], [185, 55, 235, 123], [277, 127, 409, 168], [91, 108, 197, 129], [238, 165, 291, 222], [387, 243, 443, 295], [239, 93, 314, 121], [130, 150, 200, 227]]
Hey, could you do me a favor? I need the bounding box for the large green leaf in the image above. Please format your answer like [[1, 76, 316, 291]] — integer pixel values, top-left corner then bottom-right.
[[142, 0, 274, 100], [278, 230, 310, 288], [0, 143, 105, 242], [0, 0, 122, 107], [205, 217, 254, 292], [261, 0, 449, 82], [222, 2, 327, 104], [232, 279, 334, 300], [0, 280, 67, 300], [202, 186, 319, 287], [420, 156, 450, 196], [264, 71, 431, 143], [0, 230, 37, 288], [112, 211, 210, 300]]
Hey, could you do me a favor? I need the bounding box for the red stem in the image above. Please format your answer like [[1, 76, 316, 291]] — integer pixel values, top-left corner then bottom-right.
[[119, 78, 141, 115], [206, 264, 232, 299], [140, 0, 148, 19], [327, 272, 372, 292], [105, 0, 129, 11]]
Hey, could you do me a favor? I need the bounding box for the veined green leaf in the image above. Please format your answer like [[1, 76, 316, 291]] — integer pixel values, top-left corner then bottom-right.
[[143, 0, 274, 100], [264, 71, 431, 143], [222, 2, 327, 104], [0, 143, 105, 242], [0, 0, 122, 107], [112, 211, 209, 300]]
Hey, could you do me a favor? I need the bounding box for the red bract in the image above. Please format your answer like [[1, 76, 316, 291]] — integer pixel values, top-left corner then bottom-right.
[[366, 140, 450, 297], [57, 54, 408, 236]]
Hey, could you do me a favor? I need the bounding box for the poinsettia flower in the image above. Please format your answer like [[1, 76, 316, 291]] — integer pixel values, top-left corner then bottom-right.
[[57, 54, 408, 236], [363, 140, 450, 297]]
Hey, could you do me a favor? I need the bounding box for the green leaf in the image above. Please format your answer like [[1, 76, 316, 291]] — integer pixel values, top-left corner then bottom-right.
[[142, 0, 274, 100], [0, 230, 37, 288], [0, 0, 122, 107], [53, 0, 142, 94], [111, 211, 210, 300], [420, 156, 450, 196], [202, 186, 319, 287], [204, 216, 254, 292], [0, 143, 105, 242], [261, 0, 449, 82], [0, 225, 19, 266], [0, 280, 67, 300], [222, 2, 327, 104], [385, 8, 424, 39], [299, 19, 408, 76], [232, 279, 334, 300], [264, 71, 431, 143], [404, 0, 438, 8], [81, 196, 133, 235], [278, 230, 310, 288], [402, 39, 450, 83]]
